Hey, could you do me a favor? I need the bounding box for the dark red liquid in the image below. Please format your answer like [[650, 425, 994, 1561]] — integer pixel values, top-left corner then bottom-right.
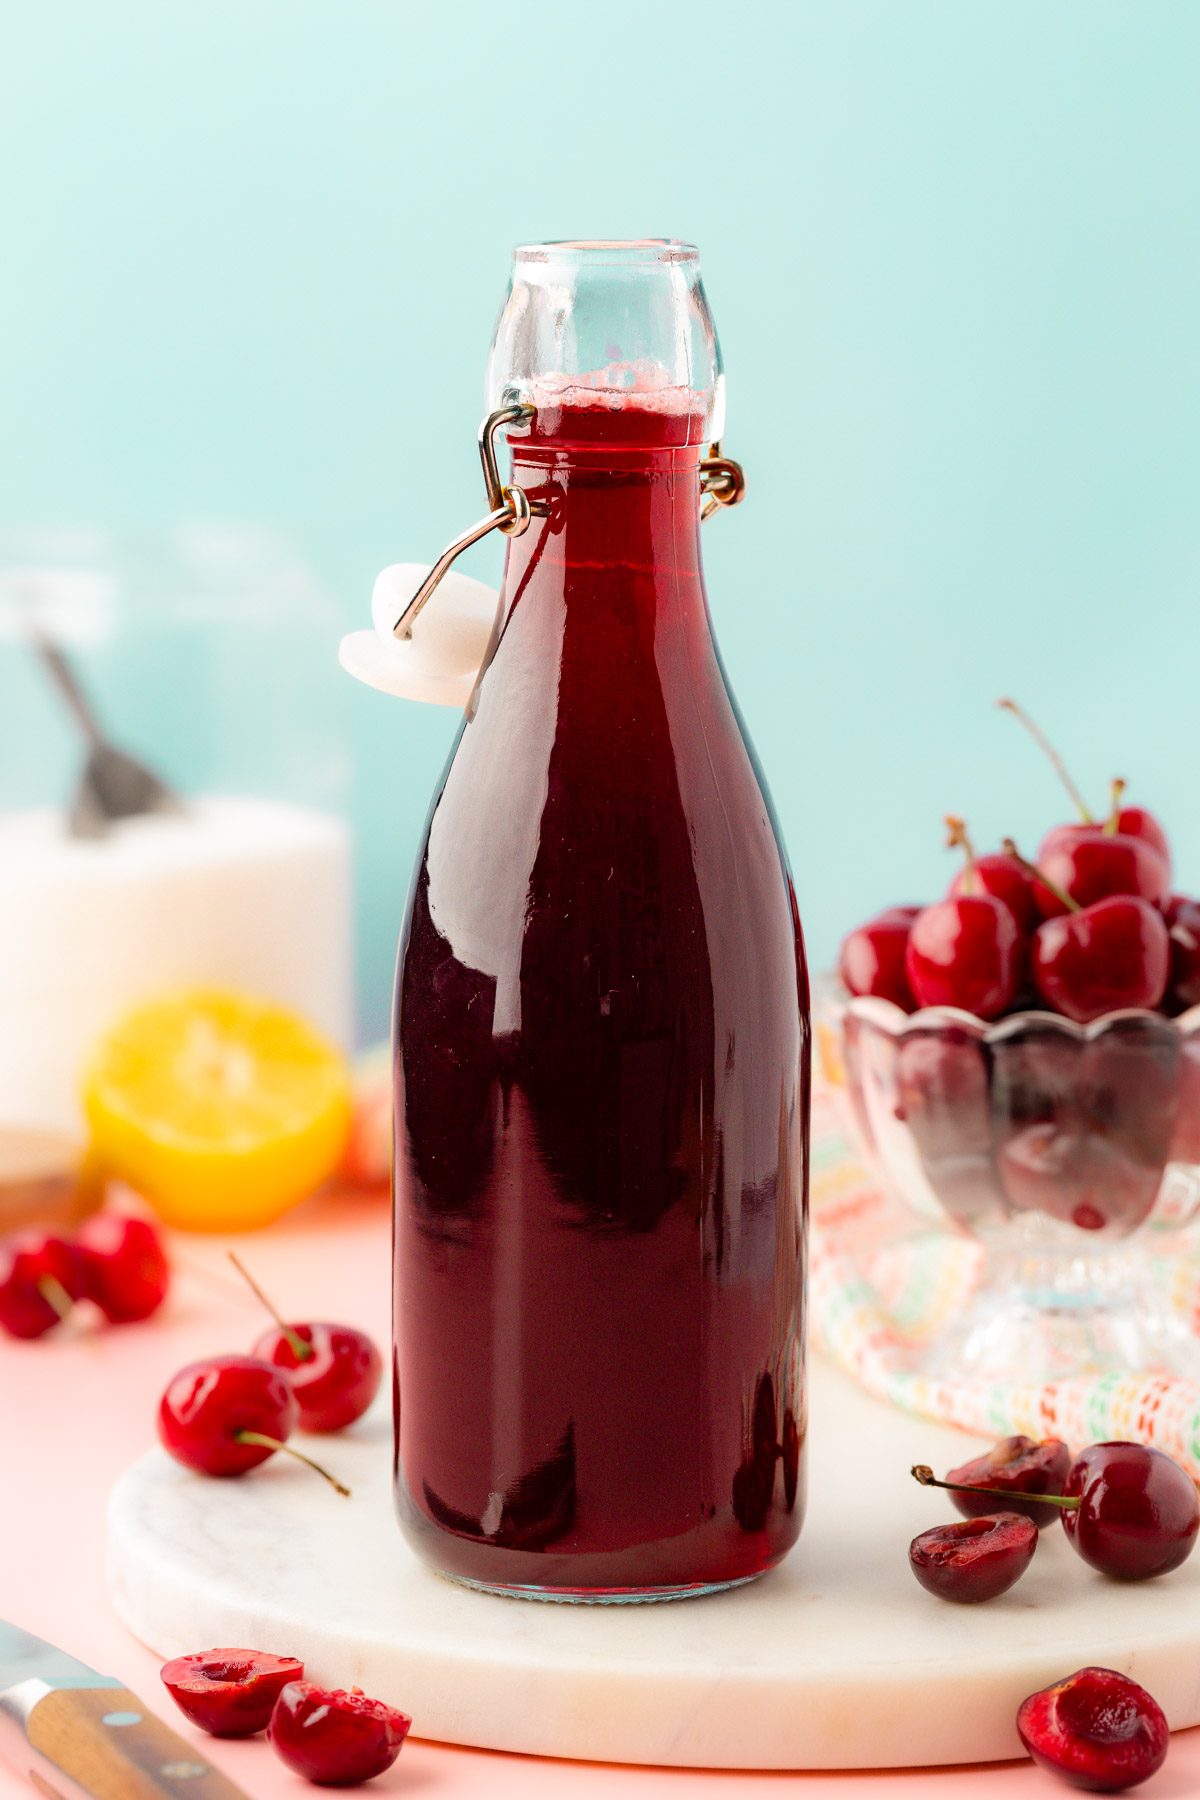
[[393, 393, 809, 1596]]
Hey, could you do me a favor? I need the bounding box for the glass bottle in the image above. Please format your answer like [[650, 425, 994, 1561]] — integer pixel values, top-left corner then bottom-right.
[[394, 240, 810, 1600]]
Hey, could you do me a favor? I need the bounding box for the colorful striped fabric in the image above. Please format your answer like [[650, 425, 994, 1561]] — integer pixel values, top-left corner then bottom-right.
[[809, 1085, 1200, 1472]]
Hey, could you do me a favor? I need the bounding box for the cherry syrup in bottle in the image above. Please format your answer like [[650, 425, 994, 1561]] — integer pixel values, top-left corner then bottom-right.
[[394, 241, 809, 1598]]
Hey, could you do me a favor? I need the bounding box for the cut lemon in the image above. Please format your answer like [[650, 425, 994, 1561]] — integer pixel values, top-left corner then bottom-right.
[[83, 990, 353, 1232]]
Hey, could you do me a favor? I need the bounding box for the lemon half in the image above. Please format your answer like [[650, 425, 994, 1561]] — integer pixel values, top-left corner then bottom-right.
[[84, 990, 352, 1231]]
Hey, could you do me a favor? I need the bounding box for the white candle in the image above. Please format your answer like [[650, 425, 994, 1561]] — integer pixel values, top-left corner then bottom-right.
[[0, 796, 353, 1134]]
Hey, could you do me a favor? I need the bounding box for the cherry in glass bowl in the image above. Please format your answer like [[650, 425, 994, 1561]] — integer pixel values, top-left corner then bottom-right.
[[823, 985, 1200, 1381]]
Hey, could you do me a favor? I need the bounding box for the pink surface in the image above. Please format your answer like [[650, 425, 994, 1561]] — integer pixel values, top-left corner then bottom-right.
[[2, 1186, 1199, 1800]]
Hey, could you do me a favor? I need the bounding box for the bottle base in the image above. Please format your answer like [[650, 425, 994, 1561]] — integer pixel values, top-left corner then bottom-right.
[[440, 1572, 763, 1604]]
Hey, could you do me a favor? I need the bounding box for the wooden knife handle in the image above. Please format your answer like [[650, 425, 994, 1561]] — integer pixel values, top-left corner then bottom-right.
[[24, 1686, 252, 1800]]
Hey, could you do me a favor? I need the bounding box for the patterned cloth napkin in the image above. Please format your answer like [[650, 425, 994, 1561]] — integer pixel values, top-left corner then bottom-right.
[[809, 1082, 1200, 1474]]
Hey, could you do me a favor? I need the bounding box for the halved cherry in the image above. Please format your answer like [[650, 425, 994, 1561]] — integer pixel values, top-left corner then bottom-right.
[[161, 1648, 304, 1737], [908, 1512, 1037, 1603], [1017, 1666, 1168, 1792], [945, 1435, 1071, 1529], [268, 1680, 411, 1784]]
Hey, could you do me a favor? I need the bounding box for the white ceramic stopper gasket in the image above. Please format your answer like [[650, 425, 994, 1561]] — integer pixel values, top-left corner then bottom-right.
[[338, 563, 500, 708]]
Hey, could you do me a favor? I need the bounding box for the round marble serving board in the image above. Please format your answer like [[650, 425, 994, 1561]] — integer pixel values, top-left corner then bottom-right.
[[107, 1358, 1200, 1771]]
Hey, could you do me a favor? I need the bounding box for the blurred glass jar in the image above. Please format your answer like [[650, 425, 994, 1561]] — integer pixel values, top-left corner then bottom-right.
[[0, 526, 350, 812], [821, 985, 1200, 1381], [0, 528, 354, 1135]]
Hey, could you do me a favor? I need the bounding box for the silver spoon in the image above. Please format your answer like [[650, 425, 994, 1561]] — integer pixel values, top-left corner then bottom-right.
[[32, 633, 182, 838]]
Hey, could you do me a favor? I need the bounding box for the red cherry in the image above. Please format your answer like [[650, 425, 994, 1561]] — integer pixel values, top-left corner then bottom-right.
[[159, 1356, 298, 1478], [1018, 1667, 1168, 1793], [158, 1354, 350, 1492], [1034, 829, 1169, 919], [908, 1512, 1037, 1603], [1117, 804, 1171, 875], [1100, 778, 1173, 882], [268, 1681, 411, 1785], [253, 1323, 382, 1433], [1164, 895, 1200, 1013], [161, 1649, 304, 1738], [0, 1230, 85, 1339], [1032, 896, 1169, 1023], [945, 1436, 1071, 1530], [948, 853, 1039, 934], [1061, 1442, 1199, 1581], [944, 813, 1039, 936], [905, 897, 1022, 1019], [227, 1252, 383, 1433], [75, 1214, 169, 1323], [1036, 781, 1165, 864], [838, 908, 918, 1009], [1038, 821, 1092, 857]]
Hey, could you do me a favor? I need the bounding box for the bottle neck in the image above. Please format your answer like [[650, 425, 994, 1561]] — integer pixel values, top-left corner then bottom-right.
[[504, 398, 707, 591], [505, 441, 704, 591]]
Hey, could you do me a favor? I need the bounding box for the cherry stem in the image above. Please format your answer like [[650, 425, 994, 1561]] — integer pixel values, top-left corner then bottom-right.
[[1105, 777, 1127, 837], [996, 698, 1093, 823], [911, 1464, 1079, 1510], [1001, 837, 1080, 914], [235, 1431, 351, 1497], [227, 1252, 313, 1362], [944, 815, 977, 892], [36, 1275, 75, 1323]]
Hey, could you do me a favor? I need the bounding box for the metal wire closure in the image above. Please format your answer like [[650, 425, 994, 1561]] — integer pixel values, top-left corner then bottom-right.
[[700, 441, 747, 522], [393, 404, 540, 640], [394, 411, 745, 639], [478, 404, 537, 517]]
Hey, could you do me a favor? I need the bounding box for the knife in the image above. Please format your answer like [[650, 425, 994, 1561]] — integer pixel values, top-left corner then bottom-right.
[[0, 1620, 252, 1800]]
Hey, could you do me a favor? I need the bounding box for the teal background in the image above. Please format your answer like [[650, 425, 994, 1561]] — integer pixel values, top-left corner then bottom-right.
[[4, 2, 1200, 1040]]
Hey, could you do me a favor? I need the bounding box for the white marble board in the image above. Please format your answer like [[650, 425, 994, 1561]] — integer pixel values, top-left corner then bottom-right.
[[107, 1358, 1200, 1771]]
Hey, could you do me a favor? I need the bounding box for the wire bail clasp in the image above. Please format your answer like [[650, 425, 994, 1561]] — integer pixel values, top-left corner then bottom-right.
[[700, 441, 746, 522], [392, 409, 745, 641], [392, 404, 541, 641]]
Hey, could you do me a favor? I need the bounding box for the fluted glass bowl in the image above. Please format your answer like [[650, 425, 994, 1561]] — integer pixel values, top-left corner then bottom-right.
[[820, 985, 1200, 1380]]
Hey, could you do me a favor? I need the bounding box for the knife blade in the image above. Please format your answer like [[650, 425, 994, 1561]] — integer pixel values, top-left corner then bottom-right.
[[0, 1620, 252, 1800]]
